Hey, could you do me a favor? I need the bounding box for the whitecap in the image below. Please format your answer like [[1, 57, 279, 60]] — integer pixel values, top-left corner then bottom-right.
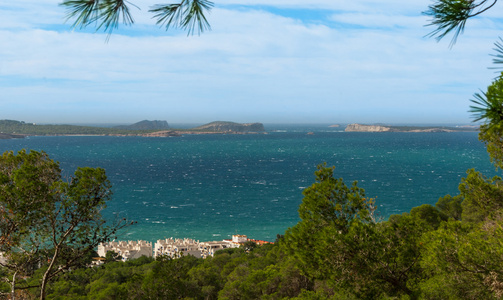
[[252, 180, 267, 185]]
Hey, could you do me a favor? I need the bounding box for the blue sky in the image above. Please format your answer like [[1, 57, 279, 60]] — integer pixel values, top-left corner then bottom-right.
[[1, 0, 503, 125]]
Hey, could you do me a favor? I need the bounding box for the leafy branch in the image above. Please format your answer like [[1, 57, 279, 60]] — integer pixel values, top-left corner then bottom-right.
[[60, 0, 213, 37], [424, 0, 498, 46], [469, 39, 503, 126], [150, 0, 213, 35], [469, 91, 503, 124]]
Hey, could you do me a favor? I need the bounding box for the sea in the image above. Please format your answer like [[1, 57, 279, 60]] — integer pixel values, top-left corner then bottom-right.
[[0, 124, 497, 243]]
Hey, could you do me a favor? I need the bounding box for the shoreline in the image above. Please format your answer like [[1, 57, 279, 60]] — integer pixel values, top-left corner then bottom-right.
[[345, 123, 479, 133], [1, 131, 268, 139]]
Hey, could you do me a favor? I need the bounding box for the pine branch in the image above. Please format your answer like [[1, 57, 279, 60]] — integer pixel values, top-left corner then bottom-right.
[[61, 0, 213, 37], [60, 0, 138, 38], [150, 0, 214, 35], [424, 0, 498, 46]]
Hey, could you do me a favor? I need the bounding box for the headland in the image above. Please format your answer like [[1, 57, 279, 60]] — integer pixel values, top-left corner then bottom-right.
[[344, 123, 479, 132]]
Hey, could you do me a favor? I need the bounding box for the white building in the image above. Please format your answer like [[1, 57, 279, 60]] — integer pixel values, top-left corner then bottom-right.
[[97, 234, 256, 262], [154, 238, 201, 259], [232, 234, 248, 244], [198, 241, 232, 258], [98, 240, 152, 261]]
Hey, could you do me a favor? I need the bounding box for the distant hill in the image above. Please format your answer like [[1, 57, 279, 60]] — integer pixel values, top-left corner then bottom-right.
[[0, 120, 265, 137], [193, 121, 265, 132], [0, 119, 163, 136], [114, 120, 169, 131]]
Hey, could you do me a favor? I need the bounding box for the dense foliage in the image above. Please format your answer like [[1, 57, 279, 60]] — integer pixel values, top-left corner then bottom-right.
[[0, 150, 130, 299], [2, 157, 503, 299]]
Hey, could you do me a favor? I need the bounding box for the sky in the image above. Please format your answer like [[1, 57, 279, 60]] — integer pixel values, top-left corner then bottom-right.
[[1, 0, 503, 125]]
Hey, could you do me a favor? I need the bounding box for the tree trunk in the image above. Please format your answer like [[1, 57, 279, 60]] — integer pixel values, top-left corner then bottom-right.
[[39, 247, 59, 300], [10, 270, 17, 300]]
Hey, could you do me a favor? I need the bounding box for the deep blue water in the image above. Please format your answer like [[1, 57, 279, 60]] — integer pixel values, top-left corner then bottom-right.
[[0, 126, 496, 242]]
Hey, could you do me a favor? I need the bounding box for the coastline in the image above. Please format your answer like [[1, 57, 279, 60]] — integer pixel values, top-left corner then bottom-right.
[[0, 122, 481, 140], [344, 123, 479, 133], [0, 131, 268, 139]]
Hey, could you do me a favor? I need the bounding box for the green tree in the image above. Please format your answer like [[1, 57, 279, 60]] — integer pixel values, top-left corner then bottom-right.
[[216, 242, 310, 300], [105, 250, 123, 263], [140, 254, 202, 299], [284, 164, 375, 278], [295, 164, 375, 234], [0, 150, 129, 299], [283, 165, 433, 298], [470, 75, 503, 170], [435, 194, 463, 221], [459, 169, 503, 223], [320, 215, 427, 298], [420, 217, 503, 299], [241, 241, 258, 252], [410, 203, 447, 229], [0, 150, 61, 299]]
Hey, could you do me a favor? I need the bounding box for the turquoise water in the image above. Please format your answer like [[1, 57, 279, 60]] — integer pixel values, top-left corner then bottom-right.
[[0, 126, 496, 242]]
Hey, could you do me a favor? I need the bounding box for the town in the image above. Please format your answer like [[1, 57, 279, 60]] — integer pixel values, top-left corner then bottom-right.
[[96, 235, 272, 263]]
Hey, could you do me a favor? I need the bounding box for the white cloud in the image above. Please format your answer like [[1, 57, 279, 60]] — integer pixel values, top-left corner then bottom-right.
[[1, 0, 502, 123], [0, 0, 66, 29], [215, 0, 426, 12]]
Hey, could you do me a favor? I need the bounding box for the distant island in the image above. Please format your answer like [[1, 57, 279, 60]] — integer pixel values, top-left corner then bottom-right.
[[191, 121, 265, 133], [113, 120, 170, 131], [0, 120, 266, 139], [345, 123, 479, 132]]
